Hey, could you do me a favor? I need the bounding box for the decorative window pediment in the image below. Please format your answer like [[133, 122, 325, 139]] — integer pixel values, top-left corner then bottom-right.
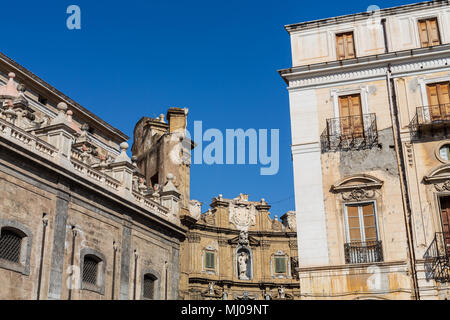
[[331, 174, 383, 201], [423, 164, 450, 191]]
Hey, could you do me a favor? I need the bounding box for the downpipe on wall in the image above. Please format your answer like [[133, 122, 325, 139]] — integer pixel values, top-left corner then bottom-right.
[[386, 63, 420, 300]]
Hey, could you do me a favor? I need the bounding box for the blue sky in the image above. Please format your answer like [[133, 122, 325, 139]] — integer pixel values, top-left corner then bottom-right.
[[2, 0, 415, 215]]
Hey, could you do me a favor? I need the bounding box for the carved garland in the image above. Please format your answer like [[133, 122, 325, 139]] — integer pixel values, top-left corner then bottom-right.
[[341, 187, 376, 201]]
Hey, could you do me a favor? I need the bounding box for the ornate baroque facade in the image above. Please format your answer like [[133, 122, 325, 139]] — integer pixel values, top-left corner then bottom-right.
[[0, 51, 192, 299], [280, 0, 450, 299], [178, 194, 299, 300]]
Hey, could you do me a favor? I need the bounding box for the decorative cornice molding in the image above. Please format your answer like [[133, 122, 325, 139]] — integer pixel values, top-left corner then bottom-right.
[[282, 46, 450, 89]]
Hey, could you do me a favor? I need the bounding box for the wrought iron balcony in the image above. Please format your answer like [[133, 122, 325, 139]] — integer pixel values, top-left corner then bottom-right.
[[424, 232, 450, 283], [410, 104, 450, 140], [344, 241, 383, 264], [320, 113, 378, 152]]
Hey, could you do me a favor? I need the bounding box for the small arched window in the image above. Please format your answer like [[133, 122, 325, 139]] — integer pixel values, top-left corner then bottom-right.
[[0, 228, 24, 264], [143, 274, 157, 300], [82, 254, 101, 286]]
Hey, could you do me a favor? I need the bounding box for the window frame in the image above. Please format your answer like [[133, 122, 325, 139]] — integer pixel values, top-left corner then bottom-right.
[[79, 248, 106, 295], [204, 251, 215, 270], [0, 220, 32, 275], [343, 200, 380, 244], [417, 17, 441, 48], [140, 269, 160, 300], [335, 31, 357, 60]]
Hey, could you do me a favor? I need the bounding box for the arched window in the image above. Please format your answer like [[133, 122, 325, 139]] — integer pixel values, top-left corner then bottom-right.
[[0, 221, 32, 275], [143, 274, 157, 300], [80, 248, 106, 295], [0, 228, 24, 264]]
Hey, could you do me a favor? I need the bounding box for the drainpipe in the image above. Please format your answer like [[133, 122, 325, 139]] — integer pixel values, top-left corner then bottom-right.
[[111, 241, 118, 300], [68, 226, 77, 300], [36, 214, 48, 300], [381, 18, 389, 54], [386, 63, 420, 300], [165, 261, 168, 300], [133, 250, 138, 300]]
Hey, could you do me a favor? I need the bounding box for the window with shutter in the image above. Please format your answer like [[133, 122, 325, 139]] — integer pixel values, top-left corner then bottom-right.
[[205, 251, 215, 269], [345, 202, 378, 243], [336, 32, 356, 60], [427, 82, 450, 120], [418, 18, 441, 48], [338, 94, 364, 139], [274, 256, 287, 274]]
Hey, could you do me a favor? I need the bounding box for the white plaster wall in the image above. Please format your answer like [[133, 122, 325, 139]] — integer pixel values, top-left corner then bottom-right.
[[290, 5, 450, 67], [289, 89, 329, 267]]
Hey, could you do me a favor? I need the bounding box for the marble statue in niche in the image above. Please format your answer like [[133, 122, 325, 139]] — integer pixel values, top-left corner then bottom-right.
[[237, 250, 250, 280]]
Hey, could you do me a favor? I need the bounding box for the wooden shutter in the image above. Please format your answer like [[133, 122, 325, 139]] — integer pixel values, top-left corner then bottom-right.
[[336, 32, 355, 60], [347, 205, 362, 243], [275, 257, 286, 273], [427, 84, 441, 120], [205, 252, 215, 269], [339, 94, 363, 138], [350, 95, 363, 137], [439, 197, 450, 256], [336, 34, 345, 60], [345, 33, 355, 59], [418, 20, 430, 47], [362, 203, 377, 242], [418, 18, 441, 47], [428, 18, 440, 46], [438, 83, 450, 118]]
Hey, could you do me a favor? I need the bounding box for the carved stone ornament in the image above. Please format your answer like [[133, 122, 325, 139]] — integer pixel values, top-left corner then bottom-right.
[[341, 188, 376, 201], [434, 179, 450, 192], [229, 204, 256, 232], [238, 231, 249, 246]]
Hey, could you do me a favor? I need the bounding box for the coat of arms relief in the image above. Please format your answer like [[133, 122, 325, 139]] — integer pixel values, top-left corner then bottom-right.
[[229, 203, 256, 232]]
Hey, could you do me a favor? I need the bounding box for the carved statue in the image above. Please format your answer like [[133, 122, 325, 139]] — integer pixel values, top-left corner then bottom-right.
[[238, 251, 249, 280], [278, 286, 285, 299]]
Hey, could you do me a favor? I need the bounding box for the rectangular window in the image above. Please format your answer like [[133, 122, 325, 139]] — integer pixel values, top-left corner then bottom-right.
[[204, 251, 215, 270], [274, 256, 287, 274], [427, 82, 450, 120], [418, 18, 441, 48], [338, 94, 364, 138], [336, 32, 356, 60], [345, 202, 378, 243]]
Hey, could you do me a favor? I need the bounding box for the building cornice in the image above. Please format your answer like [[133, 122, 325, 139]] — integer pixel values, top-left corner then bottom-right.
[[284, 0, 449, 34], [0, 51, 129, 143], [279, 45, 450, 89]]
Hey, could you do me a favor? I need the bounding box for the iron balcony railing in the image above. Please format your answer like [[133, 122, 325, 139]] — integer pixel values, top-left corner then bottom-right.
[[321, 113, 378, 152], [424, 232, 450, 283], [344, 241, 383, 264], [410, 104, 450, 140]]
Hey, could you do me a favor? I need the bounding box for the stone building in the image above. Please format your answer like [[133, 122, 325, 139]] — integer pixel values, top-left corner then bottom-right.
[[0, 51, 191, 300], [279, 0, 450, 299], [178, 193, 300, 300]]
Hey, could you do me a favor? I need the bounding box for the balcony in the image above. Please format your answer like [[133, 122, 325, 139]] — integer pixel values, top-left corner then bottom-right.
[[320, 113, 378, 152], [410, 104, 450, 140], [344, 241, 383, 264], [424, 232, 450, 283]]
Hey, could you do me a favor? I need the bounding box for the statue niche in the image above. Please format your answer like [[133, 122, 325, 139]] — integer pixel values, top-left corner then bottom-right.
[[237, 247, 252, 280]]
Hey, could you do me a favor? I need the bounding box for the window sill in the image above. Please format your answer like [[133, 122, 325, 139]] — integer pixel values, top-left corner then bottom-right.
[[81, 282, 105, 295], [0, 259, 28, 275]]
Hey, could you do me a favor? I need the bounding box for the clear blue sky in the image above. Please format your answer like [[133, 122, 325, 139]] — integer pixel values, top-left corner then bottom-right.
[[3, 0, 415, 215]]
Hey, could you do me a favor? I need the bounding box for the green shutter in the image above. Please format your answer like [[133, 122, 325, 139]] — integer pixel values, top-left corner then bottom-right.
[[205, 252, 215, 269], [275, 257, 286, 274]]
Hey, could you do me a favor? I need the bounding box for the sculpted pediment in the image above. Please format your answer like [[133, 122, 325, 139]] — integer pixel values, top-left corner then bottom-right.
[[331, 174, 383, 201], [423, 164, 450, 192]]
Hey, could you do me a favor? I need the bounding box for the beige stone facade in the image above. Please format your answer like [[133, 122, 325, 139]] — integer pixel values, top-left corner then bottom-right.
[[178, 194, 299, 300], [280, 0, 450, 299], [0, 51, 190, 300]]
